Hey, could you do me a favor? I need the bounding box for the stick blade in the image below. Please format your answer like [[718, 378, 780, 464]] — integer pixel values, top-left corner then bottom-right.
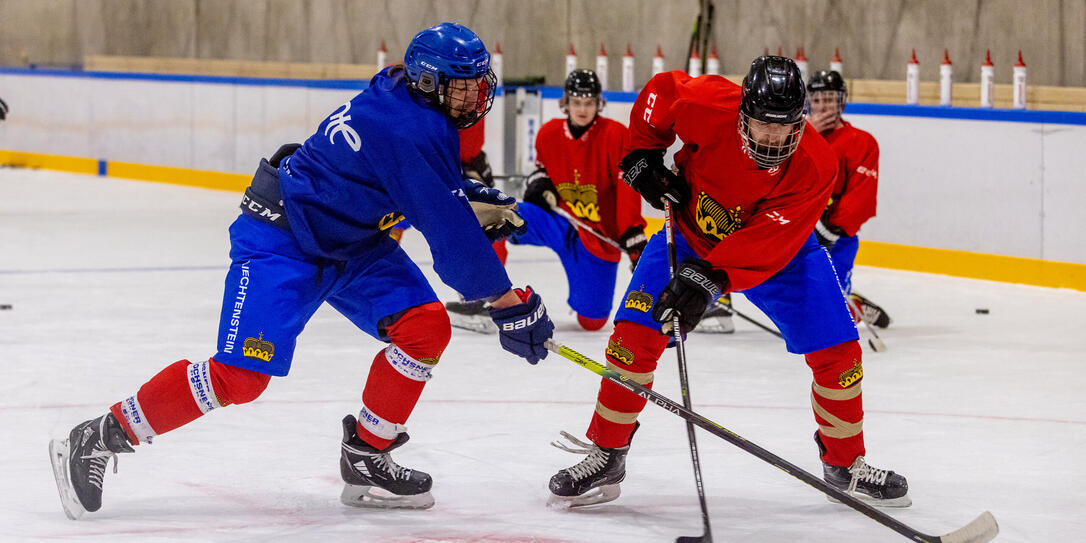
[[675, 535, 710, 543], [939, 511, 998, 543]]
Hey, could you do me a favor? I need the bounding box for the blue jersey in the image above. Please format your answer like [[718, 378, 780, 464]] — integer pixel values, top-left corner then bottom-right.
[[277, 67, 510, 301]]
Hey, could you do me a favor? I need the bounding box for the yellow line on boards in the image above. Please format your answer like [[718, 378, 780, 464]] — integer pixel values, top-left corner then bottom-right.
[[106, 161, 249, 193], [644, 218, 1085, 291], [0, 150, 97, 175]]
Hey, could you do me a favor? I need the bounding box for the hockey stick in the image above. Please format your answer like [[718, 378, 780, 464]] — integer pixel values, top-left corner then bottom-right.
[[663, 201, 713, 543], [549, 204, 625, 252], [543, 338, 999, 543], [845, 294, 887, 353], [726, 301, 784, 339]]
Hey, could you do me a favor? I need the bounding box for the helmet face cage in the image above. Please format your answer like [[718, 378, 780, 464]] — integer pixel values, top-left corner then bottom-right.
[[737, 113, 805, 169], [807, 89, 847, 125], [441, 68, 498, 129]]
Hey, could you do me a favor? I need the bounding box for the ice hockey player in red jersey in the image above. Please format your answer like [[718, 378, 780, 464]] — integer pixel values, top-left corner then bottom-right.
[[509, 69, 646, 331], [547, 57, 909, 509], [807, 70, 891, 328]]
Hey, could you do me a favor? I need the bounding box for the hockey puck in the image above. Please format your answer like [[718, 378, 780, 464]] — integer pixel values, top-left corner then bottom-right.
[[0, 304, 11, 310], [975, 308, 989, 314]]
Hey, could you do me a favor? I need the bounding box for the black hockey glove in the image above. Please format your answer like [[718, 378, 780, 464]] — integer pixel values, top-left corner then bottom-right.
[[523, 169, 559, 211], [652, 258, 729, 332], [814, 217, 846, 249], [463, 150, 494, 187], [619, 149, 690, 211], [618, 225, 648, 270], [463, 178, 527, 241], [489, 286, 555, 364]]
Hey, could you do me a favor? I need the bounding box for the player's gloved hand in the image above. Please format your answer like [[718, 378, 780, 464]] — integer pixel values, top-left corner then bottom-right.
[[814, 217, 846, 249], [652, 258, 729, 332], [523, 170, 559, 212], [619, 149, 690, 211], [619, 225, 648, 271], [463, 150, 494, 187], [463, 178, 527, 241], [489, 286, 555, 364]]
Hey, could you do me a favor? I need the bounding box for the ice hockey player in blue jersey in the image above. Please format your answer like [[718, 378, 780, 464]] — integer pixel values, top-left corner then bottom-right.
[[49, 22, 555, 519]]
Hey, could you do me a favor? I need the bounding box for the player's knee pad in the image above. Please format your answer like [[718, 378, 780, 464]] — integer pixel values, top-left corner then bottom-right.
[[383, 302, 451, 361], [576, 314, 609, 331], [606, 320, 668, 374], [208, 358, 272, 406], [804, 340, 863, 385]]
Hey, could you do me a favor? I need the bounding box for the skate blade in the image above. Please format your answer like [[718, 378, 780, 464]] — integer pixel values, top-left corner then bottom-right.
[[827, 491, 912, 508], [547, 484, 621, 508], [449, 314, 497, 335], [340, 484, 434, 510], [692, 317, 735, 334], [49, 438, 85, 520]]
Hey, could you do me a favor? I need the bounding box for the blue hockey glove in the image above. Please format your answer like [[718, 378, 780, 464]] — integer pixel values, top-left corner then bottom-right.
[[488, 286, 554, 364], [463, 178, 527, 241]]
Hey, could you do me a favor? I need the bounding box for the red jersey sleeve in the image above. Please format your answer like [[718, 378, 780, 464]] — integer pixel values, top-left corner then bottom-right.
[[624, 71, 693, 153], [826, 126, 879, 236]]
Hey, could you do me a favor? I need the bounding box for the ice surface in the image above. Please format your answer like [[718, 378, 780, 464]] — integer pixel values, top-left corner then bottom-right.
[[1, 168, 1083, 542]]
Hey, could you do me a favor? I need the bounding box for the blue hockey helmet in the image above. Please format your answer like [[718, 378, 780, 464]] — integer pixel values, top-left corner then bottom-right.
[[405, 22, 496, 129]]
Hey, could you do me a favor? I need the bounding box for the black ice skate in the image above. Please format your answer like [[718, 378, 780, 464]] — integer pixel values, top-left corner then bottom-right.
[[547, 424, 637, 507], [815, 431, 911, 507], [49, 413, 135, 519], [339, 414, 434, 509], [445, 297, 497, 334], [694, 295, 735, 334], [850, 292, 892, 328]]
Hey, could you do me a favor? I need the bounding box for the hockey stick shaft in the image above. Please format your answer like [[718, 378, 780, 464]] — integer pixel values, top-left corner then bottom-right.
[[543, 340, 998, 543], [550, 205, 625, 251], [664, 202, 713, 542], [845, 294, 887, 352]]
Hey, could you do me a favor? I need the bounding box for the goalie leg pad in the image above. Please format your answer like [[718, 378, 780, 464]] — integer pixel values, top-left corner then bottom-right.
[[805, 340, 865, 467], [587, 321, 668, 448], [358, 303, 449, 449]]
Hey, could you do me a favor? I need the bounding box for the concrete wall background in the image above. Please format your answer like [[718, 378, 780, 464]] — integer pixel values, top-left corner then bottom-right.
[[1, 0, 1084, 87]]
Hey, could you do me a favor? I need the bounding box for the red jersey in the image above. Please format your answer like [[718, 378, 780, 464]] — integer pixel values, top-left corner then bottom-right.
[[535, 116, 646, 262], [458, 121, 485, 162], [626, 71, 837, 292], [821, 120, 879, 236]]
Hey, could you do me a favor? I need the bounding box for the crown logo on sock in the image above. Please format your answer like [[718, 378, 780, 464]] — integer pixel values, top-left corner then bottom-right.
[[243, 332, 275, 362]]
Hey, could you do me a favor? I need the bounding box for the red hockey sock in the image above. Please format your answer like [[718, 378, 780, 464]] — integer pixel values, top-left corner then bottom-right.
[[109, 358, 271, 445], [576, 314, 609, 331], [586, 321, 668, 448], [356, 302, 450, 449], [805, 341, 865, 467]]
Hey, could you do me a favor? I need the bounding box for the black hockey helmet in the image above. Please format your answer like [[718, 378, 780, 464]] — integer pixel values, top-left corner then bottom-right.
[[807, 69, 847, 95], [560, 69, 605, 113], [806, 69, 848, 125], [738, 56, 806, 169]]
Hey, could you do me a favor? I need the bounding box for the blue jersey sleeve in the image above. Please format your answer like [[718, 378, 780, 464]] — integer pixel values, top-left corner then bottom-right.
[[363, 123, 512, 302]]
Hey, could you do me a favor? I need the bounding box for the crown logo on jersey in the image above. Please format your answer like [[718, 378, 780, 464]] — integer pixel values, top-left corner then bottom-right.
[[605, 337, 635, 366], [557, 181, 600, 222], [624, 287, 653, 313], [378, 211, 406, 231], [837, 359, 863, 388], [243, 332, 275, 362], [696, 192, 743, 242]]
